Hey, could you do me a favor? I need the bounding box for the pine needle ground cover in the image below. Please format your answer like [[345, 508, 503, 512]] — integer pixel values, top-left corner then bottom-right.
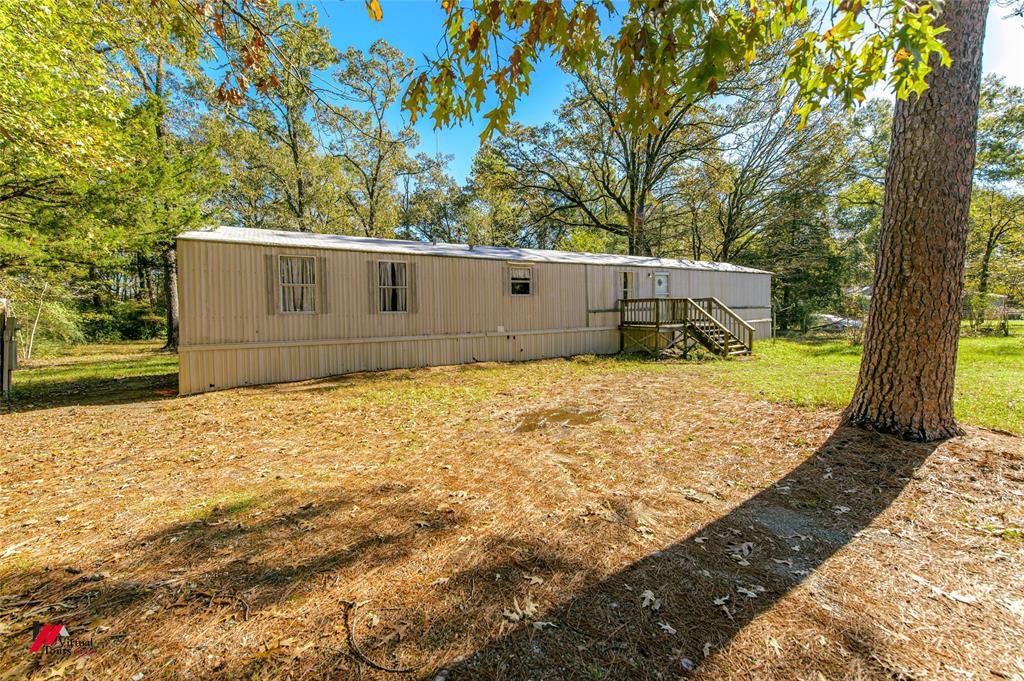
[[1, 342, 1022, 679]]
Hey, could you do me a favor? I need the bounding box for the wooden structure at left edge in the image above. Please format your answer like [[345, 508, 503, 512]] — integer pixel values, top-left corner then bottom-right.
[[0, 299, 16, 401], [176, 227, 772, 394]]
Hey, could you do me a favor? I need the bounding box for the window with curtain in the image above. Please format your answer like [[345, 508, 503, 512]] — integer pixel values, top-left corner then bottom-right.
[[280, 256, 316, 313], [378, 261, 408, 312], [510, 266, 532, 296]]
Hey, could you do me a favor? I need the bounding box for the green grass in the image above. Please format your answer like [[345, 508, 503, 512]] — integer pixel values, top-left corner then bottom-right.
[[180, 490, 261, 522], [9, 341, 177, 407], [693, 334, 1024, 434], [7, 332, 1023, 433]]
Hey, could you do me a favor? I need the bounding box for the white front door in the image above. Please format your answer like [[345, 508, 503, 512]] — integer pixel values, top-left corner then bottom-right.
[[654, 272, 670, 297]]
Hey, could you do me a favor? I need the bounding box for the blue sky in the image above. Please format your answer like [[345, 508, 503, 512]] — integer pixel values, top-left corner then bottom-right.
[[313, 1, 573, 181], [313, 1, 1024, 182]]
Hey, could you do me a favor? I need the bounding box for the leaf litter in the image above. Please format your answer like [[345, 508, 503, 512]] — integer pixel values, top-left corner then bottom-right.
[[1, 347, 1022, 678]]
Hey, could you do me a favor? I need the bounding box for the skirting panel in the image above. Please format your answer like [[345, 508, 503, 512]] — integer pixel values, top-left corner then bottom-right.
[[179, 328, 621, 395]]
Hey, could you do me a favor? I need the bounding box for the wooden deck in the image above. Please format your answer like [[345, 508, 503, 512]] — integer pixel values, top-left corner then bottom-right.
[[619, 297, 755, 358]]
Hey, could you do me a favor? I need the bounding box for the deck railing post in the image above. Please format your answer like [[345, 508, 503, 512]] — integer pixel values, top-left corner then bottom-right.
[[619, 298, 626, 352], [682, 299, 689, 358]]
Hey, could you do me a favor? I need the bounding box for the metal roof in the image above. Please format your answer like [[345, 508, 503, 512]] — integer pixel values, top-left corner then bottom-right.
[[177, 226, 769, 274]]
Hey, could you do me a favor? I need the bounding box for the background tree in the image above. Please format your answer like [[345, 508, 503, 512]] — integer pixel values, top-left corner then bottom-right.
[[207, 3, 341, 233], [697, 95, 846, 262], [467, 146, 564, 248], [1, 0, 322, 350], [484, 53, 739, 256], [833, 98, 892, 291], [965, 75, 1024, 302], [967, 189, 1024, 297], [975, 75, 1024, 185], [328, 40, 419, 238], [400, 156, 479, 244], [742, 206, 846, 333]]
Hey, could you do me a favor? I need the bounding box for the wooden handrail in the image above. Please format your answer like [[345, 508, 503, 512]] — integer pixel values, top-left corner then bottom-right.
[[703, 297, 755, 352], [685, 300, 733, 340], [707, 297, 755, 333]]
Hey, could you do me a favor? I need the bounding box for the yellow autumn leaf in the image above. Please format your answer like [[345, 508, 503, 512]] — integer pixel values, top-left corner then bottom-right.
[[365, 0, 383, 21]]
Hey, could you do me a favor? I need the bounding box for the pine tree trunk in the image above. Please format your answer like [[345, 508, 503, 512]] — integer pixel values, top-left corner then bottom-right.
[[842, 0, 988, 441], [162, 247, 179, 351]]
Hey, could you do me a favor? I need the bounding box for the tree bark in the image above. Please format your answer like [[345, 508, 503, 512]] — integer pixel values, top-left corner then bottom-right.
[[162, 247, 179, 351], [842, 0, 989, 441]]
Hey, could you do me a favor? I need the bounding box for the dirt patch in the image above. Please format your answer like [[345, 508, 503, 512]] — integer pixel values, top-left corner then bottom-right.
[[513, 407, 603, 432], [1, 356, 1022, 680]]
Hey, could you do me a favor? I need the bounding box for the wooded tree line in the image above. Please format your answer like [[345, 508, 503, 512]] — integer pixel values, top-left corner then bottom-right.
[[1, 1, 1021, 353]]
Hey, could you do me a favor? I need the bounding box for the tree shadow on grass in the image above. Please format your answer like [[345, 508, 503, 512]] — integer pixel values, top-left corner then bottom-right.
[[0, 423, 942, 678], [0, 484, 466, 678], [428, 426, 938, 680]]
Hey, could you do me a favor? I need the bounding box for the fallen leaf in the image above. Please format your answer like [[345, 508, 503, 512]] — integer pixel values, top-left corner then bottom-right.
[[728, 541, 754, 556], [737, 584, 765, 599], [502, 596, 539, 623], [640, 589, 661, 610], [659, 621, 677, 635], [373, 621, 409, 648]]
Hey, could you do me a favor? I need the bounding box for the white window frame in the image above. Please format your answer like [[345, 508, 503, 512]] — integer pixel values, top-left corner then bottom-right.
[[621, 271, 635, 300], [278, 255, 317, 314], [377, 260, 409, 313], [509, 266, 533, 296], [654, 271, 671, 298]]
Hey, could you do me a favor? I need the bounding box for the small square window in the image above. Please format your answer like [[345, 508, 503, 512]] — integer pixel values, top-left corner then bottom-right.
[[280, 256, 316, 313], [510, 267, 532, 296], [378, 261, 408, 312]]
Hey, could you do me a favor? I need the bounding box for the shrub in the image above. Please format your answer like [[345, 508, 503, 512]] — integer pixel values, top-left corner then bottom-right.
[[114, 300, 164, 340], [81, 301, 164, 342], [80, 311, 119, 342]]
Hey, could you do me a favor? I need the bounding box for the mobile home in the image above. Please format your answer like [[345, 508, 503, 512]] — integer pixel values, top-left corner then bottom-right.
[[176, 227, 771, 395]]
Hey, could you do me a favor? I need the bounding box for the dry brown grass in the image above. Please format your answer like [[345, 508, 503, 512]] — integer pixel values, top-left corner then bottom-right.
[[1, 349, 1022, 680]]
